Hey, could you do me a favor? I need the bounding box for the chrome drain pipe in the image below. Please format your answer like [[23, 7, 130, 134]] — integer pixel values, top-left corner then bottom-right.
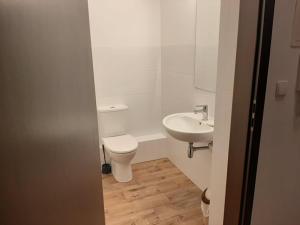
[[187, 142, 213, 158]]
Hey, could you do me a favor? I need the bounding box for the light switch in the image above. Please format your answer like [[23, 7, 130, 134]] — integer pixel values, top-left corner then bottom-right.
[[276, 80, 289, 97]]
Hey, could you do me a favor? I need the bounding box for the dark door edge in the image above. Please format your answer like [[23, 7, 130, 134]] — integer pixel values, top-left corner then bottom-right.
[[223, 0, 276, 225], [239, 0, 276, 224]]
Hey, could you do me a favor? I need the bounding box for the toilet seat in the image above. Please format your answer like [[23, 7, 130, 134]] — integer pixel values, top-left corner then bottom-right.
[[102, 134, 138, 154]]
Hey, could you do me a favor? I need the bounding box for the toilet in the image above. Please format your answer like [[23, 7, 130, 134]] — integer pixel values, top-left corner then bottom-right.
[[98, 104, 138, 182]]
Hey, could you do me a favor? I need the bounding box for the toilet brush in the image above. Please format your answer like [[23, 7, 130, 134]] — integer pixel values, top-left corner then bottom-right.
[[101, 145, 112, 174]]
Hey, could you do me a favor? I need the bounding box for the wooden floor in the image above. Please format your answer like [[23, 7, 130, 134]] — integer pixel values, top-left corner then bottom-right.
[[102, 159, 208, 225]]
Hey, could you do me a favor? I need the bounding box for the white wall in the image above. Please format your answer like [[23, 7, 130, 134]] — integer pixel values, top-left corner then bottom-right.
[[209, 0, 240, 224], [161, 0, 217, 190], [251, 1, 300, 225], [88, 0, 162, 136]]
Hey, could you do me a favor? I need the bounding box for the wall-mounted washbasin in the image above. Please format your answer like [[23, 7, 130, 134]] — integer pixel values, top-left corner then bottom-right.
[[162, 113, 214, 143]]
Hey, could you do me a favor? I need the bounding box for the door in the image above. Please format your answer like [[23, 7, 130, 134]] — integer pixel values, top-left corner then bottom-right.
[[224, 0, 300, 225], [223, 0, 276, 224], [251, 1, 300, 224], [0, 1, 105, 225]]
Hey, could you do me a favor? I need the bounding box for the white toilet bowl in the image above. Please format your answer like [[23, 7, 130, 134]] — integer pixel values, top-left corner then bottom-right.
[[103, 134, 138, 182]]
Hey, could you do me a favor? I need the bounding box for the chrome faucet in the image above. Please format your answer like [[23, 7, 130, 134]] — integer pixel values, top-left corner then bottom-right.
[[194, 105, 208, 121]]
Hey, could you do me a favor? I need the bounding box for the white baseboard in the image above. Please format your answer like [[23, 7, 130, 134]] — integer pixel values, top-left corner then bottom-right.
[[133, 133, 168, 164]]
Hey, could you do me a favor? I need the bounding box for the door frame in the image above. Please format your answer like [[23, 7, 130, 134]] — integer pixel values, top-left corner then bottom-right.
[[224, 0, 275, 225]]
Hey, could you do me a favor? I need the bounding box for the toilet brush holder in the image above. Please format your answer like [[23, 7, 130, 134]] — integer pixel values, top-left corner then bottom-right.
[[101, 145, 112, 174]]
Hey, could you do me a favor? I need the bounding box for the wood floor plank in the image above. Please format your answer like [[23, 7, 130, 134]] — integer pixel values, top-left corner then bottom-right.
[[102, 159, 208, 225]]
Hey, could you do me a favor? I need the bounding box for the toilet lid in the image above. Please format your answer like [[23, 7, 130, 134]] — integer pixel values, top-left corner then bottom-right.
[[102, 135, 138, 154]]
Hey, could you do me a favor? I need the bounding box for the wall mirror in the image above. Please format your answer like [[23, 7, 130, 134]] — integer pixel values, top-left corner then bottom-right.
[[194, 0, 220, 92]]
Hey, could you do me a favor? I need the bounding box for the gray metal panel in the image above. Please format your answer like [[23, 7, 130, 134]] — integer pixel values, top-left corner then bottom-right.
[[0, 1, 105, 225]]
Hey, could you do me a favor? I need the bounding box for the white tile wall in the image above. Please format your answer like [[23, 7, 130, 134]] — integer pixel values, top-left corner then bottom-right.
[[88, 0, 162, 136], [89, 0, 161, 48]]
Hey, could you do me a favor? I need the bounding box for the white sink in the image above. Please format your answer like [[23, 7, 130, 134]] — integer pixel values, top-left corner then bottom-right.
[[163, 113, 214, 143]]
